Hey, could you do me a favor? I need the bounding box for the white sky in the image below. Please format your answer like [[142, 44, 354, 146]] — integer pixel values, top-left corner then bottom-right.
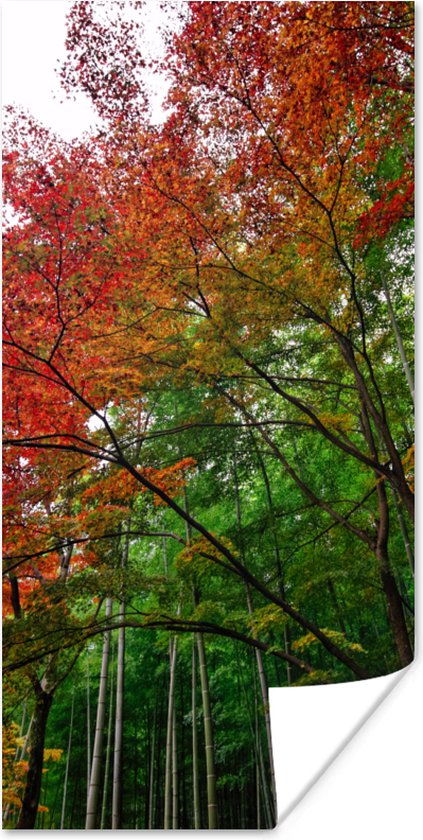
[[1, 0, 169, 140], [2, 0, 99, 139]]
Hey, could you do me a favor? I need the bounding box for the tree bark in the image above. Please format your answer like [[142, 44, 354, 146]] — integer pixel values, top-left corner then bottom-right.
[[147, 701, 157, 829], [85, 598, 113, 829], [16, 685, 53, 829], [164, 637, 178, 829], [197, 633, 218, 829], [172, 704, 178, 829], [380, 564, 413, 667], [191, 641, 201, 829], [111, 615, 125, 829], [100, 638, 115, 829], [375, 483, 413, 668], [112, 531, 129, 830], [86, 655, 91, 812], [9, 574, 21, 619]]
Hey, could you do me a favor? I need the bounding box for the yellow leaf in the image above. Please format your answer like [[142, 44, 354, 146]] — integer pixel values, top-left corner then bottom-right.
[[43, 749, 63, 762]]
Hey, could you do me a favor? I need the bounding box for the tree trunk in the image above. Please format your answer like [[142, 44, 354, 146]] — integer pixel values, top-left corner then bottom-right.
[[147, 701, 157, 829], [197, 634, 218, 829], [86, 655, 91, 812], [379, 560, 413, 668], [16, 685, 53, 829], [85, 598, 113, 829], [181, 494, 201, 827], [100, 638, 115, 829], [112, 557, 127, 828], [172, 705, 178, 829], [164, 637, 178, 829], [60, 691, 75, 829], [256, 757, 261, 829], [191, 641, 201, 829], [9, 574, 21, 619]]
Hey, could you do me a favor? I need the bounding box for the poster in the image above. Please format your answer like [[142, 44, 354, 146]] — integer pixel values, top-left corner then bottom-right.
[[2, 2, 416, 833]]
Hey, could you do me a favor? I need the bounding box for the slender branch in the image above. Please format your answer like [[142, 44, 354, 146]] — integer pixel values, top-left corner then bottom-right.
[[3, 531, 186, 575]]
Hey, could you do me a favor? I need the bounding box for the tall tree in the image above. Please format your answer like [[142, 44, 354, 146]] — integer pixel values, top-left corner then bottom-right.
[[86, 599, 113, 830]]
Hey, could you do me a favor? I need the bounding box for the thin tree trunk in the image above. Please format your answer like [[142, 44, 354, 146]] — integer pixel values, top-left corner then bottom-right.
[[16, 685, 53, 829], [164, 637, 178, 829], [197, 634, 218, 829], [172, 705, 178, 829], [133, 727, 139, 829], [148, 702, 157, 829], [100, 638, 115, 829], [256, 760, 261, 829], [85, 598, 113, 829], [153, 682, 166, 828], [60, 691, 75, 829], [163, 530, 179, 830], [191, 641, 201, 829], [86, 656, 91, 811], [111, 531, 128, 829], [182, 492, 200, 827], [254, 678, 261, 829], [9, 574, 21, 619]]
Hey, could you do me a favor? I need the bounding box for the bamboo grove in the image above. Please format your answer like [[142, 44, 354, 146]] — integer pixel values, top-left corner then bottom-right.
[[2, 1, 414, 830]]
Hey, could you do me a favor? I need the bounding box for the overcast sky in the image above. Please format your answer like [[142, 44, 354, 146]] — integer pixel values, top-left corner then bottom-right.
[[2, 0, 99, 139], [2, 0, 168, 140]]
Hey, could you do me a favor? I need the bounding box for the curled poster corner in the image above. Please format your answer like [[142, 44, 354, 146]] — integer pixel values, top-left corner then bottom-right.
[[270, 658, 421, 838]]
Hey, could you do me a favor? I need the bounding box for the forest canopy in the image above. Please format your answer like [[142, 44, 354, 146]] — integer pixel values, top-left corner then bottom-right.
[[2, 1, 414, 830]]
